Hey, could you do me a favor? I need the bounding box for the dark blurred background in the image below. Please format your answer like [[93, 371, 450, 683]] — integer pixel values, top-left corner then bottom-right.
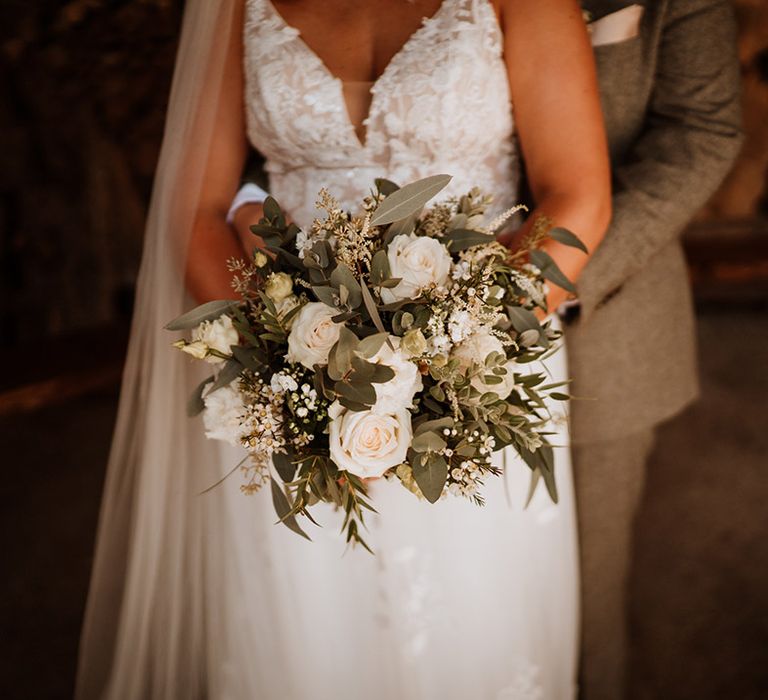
[[0, 1, 767, 698]]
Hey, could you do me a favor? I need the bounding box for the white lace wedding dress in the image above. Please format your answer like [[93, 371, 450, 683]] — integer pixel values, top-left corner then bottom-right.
[[184, 1, 580, 699]]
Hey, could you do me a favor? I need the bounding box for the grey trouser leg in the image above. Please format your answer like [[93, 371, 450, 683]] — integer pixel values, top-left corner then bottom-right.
[[572, 429, 655, 700]]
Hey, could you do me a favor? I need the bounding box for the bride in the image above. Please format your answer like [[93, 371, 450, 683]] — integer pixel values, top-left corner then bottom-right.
[[76, 0, 610, 698]]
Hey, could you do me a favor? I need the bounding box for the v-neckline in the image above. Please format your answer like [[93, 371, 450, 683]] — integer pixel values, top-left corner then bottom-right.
[[262, 0, 451, 151]]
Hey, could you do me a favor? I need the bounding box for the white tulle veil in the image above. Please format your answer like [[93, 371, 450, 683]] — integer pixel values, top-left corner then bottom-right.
[[76, 1, 239, 697]]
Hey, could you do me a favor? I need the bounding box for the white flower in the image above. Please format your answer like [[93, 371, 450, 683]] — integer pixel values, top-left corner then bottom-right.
[[202, 382, 247, 446], [452, 328, 517, 401], [328, 401, 412, 478], [380, 233, 452, 303], [174, 339, 208, 360], [447, 309, 476, 343], [264, 272, 293, 302], [295, 230, 311, 259], [286, 302, 343, 369], [369, 336, 423, 412], [192, 314, 239, 364], [270, 372, 299, 394]]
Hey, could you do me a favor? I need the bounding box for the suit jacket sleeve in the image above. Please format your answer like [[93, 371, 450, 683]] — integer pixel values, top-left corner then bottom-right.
[[577, 0, 743, 321]]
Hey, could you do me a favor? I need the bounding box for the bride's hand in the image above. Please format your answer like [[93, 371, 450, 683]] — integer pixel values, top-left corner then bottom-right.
[[232, 202, 268, 257]]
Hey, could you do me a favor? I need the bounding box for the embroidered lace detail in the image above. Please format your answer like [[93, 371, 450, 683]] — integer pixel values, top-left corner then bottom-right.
[[496, 658, 545, 700], [243, 0, 519, 229]]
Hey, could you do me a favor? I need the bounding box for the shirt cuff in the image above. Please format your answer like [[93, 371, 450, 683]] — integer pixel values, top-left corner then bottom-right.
[[226, 183, 270, 225]]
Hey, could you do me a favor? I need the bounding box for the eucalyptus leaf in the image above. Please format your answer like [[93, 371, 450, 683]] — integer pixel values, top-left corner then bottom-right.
[[549, 227, 588, 254], [270, 479, 311, 540], [383, 213, 418, 244], [187, 375, 214, 417], [357, 332, 388, 358], [375, 178, 400, 196], [209, 358, 244, 393], [505, 306, 541, 334], [370, 249, 392, 286], [265, 245, 303, 270], [165, 300, 236, 331], [263, 196, 281, 221], [530, 249, 576, 294], [519, 329, 540, 347], [231, 345, 267, 373], [370, 174, 452, 226], [412, 454, 448, 504], [330, 264, 362, 308], [335, 380, 376, 407], [444, 228, 496, 251], [312, 285, 338, 308], [360, 279, 387, 336], [411, 431, 447, 453], [272, 451, 297, 482]]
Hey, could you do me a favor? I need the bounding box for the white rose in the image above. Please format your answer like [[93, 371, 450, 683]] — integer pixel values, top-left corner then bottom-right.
[[286, 302, 343, 369], [369, 336, 422, 412], [452, 328, 517, 401], [202, 381, 247, 446], [328, 401, 412, 478], [264, 272, 293, 302], [192, 314, 239, 364], [380, 233, 452, 303]]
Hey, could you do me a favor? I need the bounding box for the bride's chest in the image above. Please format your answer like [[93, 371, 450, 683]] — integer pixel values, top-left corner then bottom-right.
[[242, 0, 514, 167]]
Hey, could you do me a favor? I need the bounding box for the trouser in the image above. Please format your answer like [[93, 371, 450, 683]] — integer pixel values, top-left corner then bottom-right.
[[572, 429, 656, 700]]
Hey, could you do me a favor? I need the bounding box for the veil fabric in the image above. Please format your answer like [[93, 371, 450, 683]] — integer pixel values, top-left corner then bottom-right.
[[75, 2, 239, 697]]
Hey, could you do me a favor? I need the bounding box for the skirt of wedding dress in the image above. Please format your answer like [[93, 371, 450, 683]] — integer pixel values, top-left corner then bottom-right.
[[198, 328, 579, 700]]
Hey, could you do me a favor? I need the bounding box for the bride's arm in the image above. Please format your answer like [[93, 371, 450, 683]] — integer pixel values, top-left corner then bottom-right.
[[497, 0, 612, 313], [185, 2, 249, 303]]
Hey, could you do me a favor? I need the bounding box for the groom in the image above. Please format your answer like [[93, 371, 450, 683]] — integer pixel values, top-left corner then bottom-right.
[[568, 0, 741, 697]]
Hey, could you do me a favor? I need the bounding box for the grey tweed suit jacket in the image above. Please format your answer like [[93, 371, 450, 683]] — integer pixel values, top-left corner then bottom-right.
[[567, 0, 743, 444]]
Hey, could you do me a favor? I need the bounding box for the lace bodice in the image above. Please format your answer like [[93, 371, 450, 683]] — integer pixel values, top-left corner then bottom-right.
[[243, 0, 519, 229]]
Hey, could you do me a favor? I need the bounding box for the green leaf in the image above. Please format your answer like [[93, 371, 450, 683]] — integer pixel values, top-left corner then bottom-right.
[[444, 228, 496, 251], [550, 392, 571, 401], [335, 380, 376, 407], [549, 227, 588, 254], [165, 300, 237, 331], [518, 443, 558, 504], [414, 416, 453, 436], [357, 332, 388, 358], [370, 249, 392, 286], [518, 329, 540, 348], [505, 306, 541, 334], [270, 479, 311, 540], [312, 285, 338, 308], [529, 249, 576, 294], [360, 279, 387, 335], [263, 196, 282, 221], [231, 346, 267, 373], [208, 359, 243, 393], [265, 245, 303, 269], [272, 451, 296, 482], [375, 178, 400, 197], [524, 468, 542, 508], [411, 431, 447, 453], [412, 454, 448, 503], [187, 375, 214, 417], [383, 213, 418, 245], [370, 174, 452, 226], [330, 264, 362, 308]]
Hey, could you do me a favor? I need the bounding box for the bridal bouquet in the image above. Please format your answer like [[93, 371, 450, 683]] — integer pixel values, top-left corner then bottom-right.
[[168, 175, 584, 549]]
